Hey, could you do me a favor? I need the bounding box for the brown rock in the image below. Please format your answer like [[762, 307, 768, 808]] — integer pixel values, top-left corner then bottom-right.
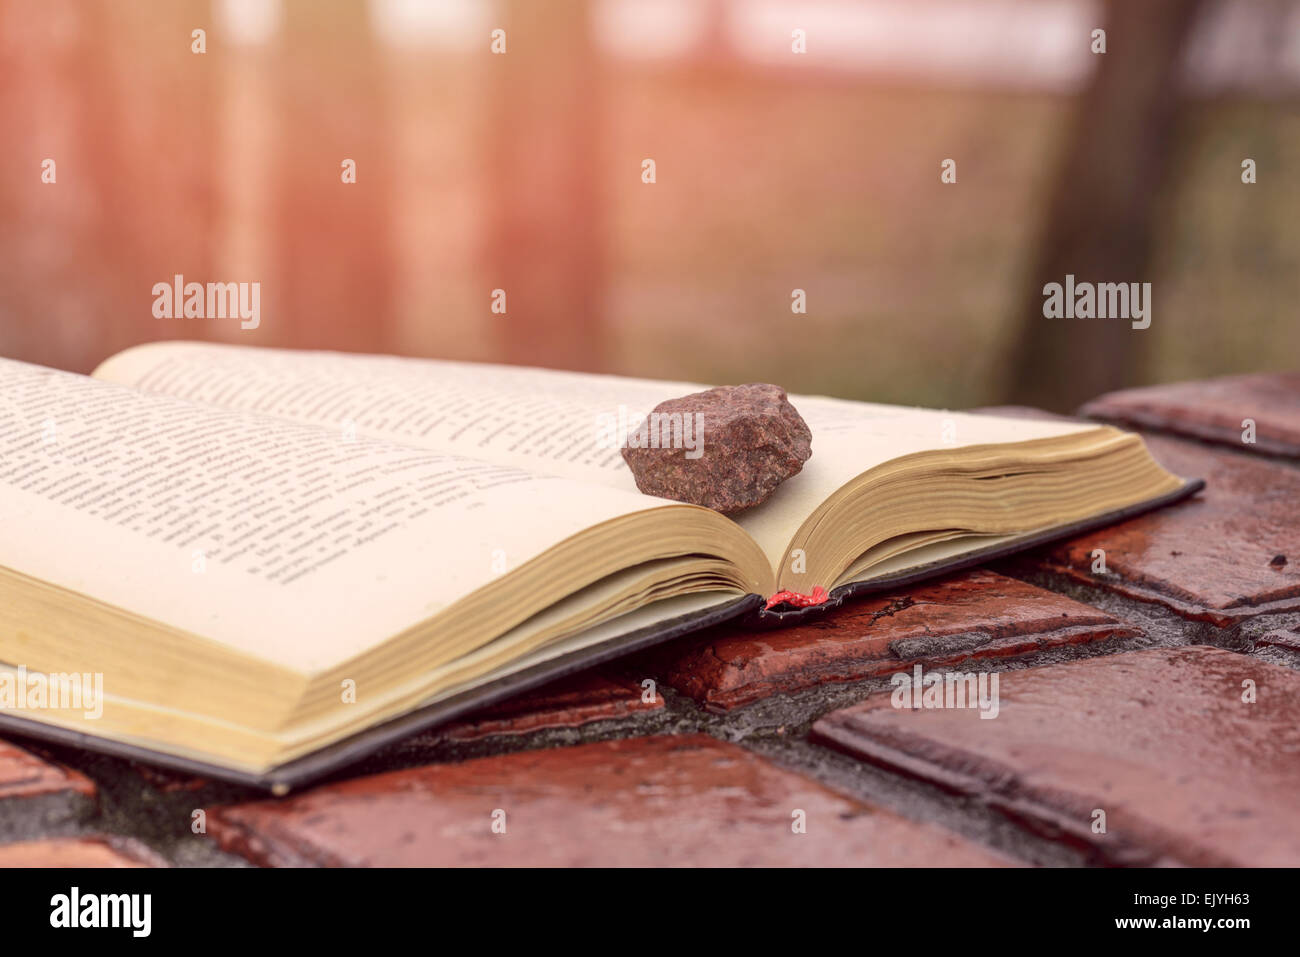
[[621, 383, 811, 513]]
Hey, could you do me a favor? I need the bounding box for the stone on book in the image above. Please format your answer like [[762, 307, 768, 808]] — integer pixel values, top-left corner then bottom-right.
[[621, 383, 812, 514]]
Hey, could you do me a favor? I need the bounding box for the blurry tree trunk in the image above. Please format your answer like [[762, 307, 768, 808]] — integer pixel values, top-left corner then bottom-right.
[[0, 0, 114, 370], [687, 0, 742, 82], [696, 0, 731, 62], [96, 0, 219, 360], [0, 0, 217, 371], [1006, 0, 1204, 411], [276, 0, 394, 353], [487, 0, 604, 371]]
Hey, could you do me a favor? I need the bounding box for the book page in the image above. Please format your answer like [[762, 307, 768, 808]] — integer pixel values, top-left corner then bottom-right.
[[95, 342, 1099, 569], [0, 358, 684, 673]]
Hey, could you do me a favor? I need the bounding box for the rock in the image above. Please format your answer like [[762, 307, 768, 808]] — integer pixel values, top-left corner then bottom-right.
[[621, 383, 812, 514]]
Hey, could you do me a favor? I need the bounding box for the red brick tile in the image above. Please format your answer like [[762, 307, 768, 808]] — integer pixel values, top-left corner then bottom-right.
[[1080, 374, 1300, 457], [653, 570, 1137, 710], [813, 646, 1300, 866], [0, 836, 164, 868], [0, 739, 94, 802], [208, 735, 1012, 867], [431, 670, 662, 743], [1025, 435, 1300, 625], [1258, 627, 1300, 652], [130, 763, 210, 794]]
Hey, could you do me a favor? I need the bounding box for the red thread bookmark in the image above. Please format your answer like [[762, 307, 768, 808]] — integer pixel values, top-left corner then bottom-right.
[[764, 586, 829, 610]]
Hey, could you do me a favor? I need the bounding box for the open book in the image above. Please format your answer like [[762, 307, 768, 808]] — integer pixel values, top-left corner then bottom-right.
[[0, 342, 1197, 788]]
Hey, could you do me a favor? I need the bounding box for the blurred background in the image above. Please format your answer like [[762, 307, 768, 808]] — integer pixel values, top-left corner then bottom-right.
[[0, 0, 1296, 411]]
